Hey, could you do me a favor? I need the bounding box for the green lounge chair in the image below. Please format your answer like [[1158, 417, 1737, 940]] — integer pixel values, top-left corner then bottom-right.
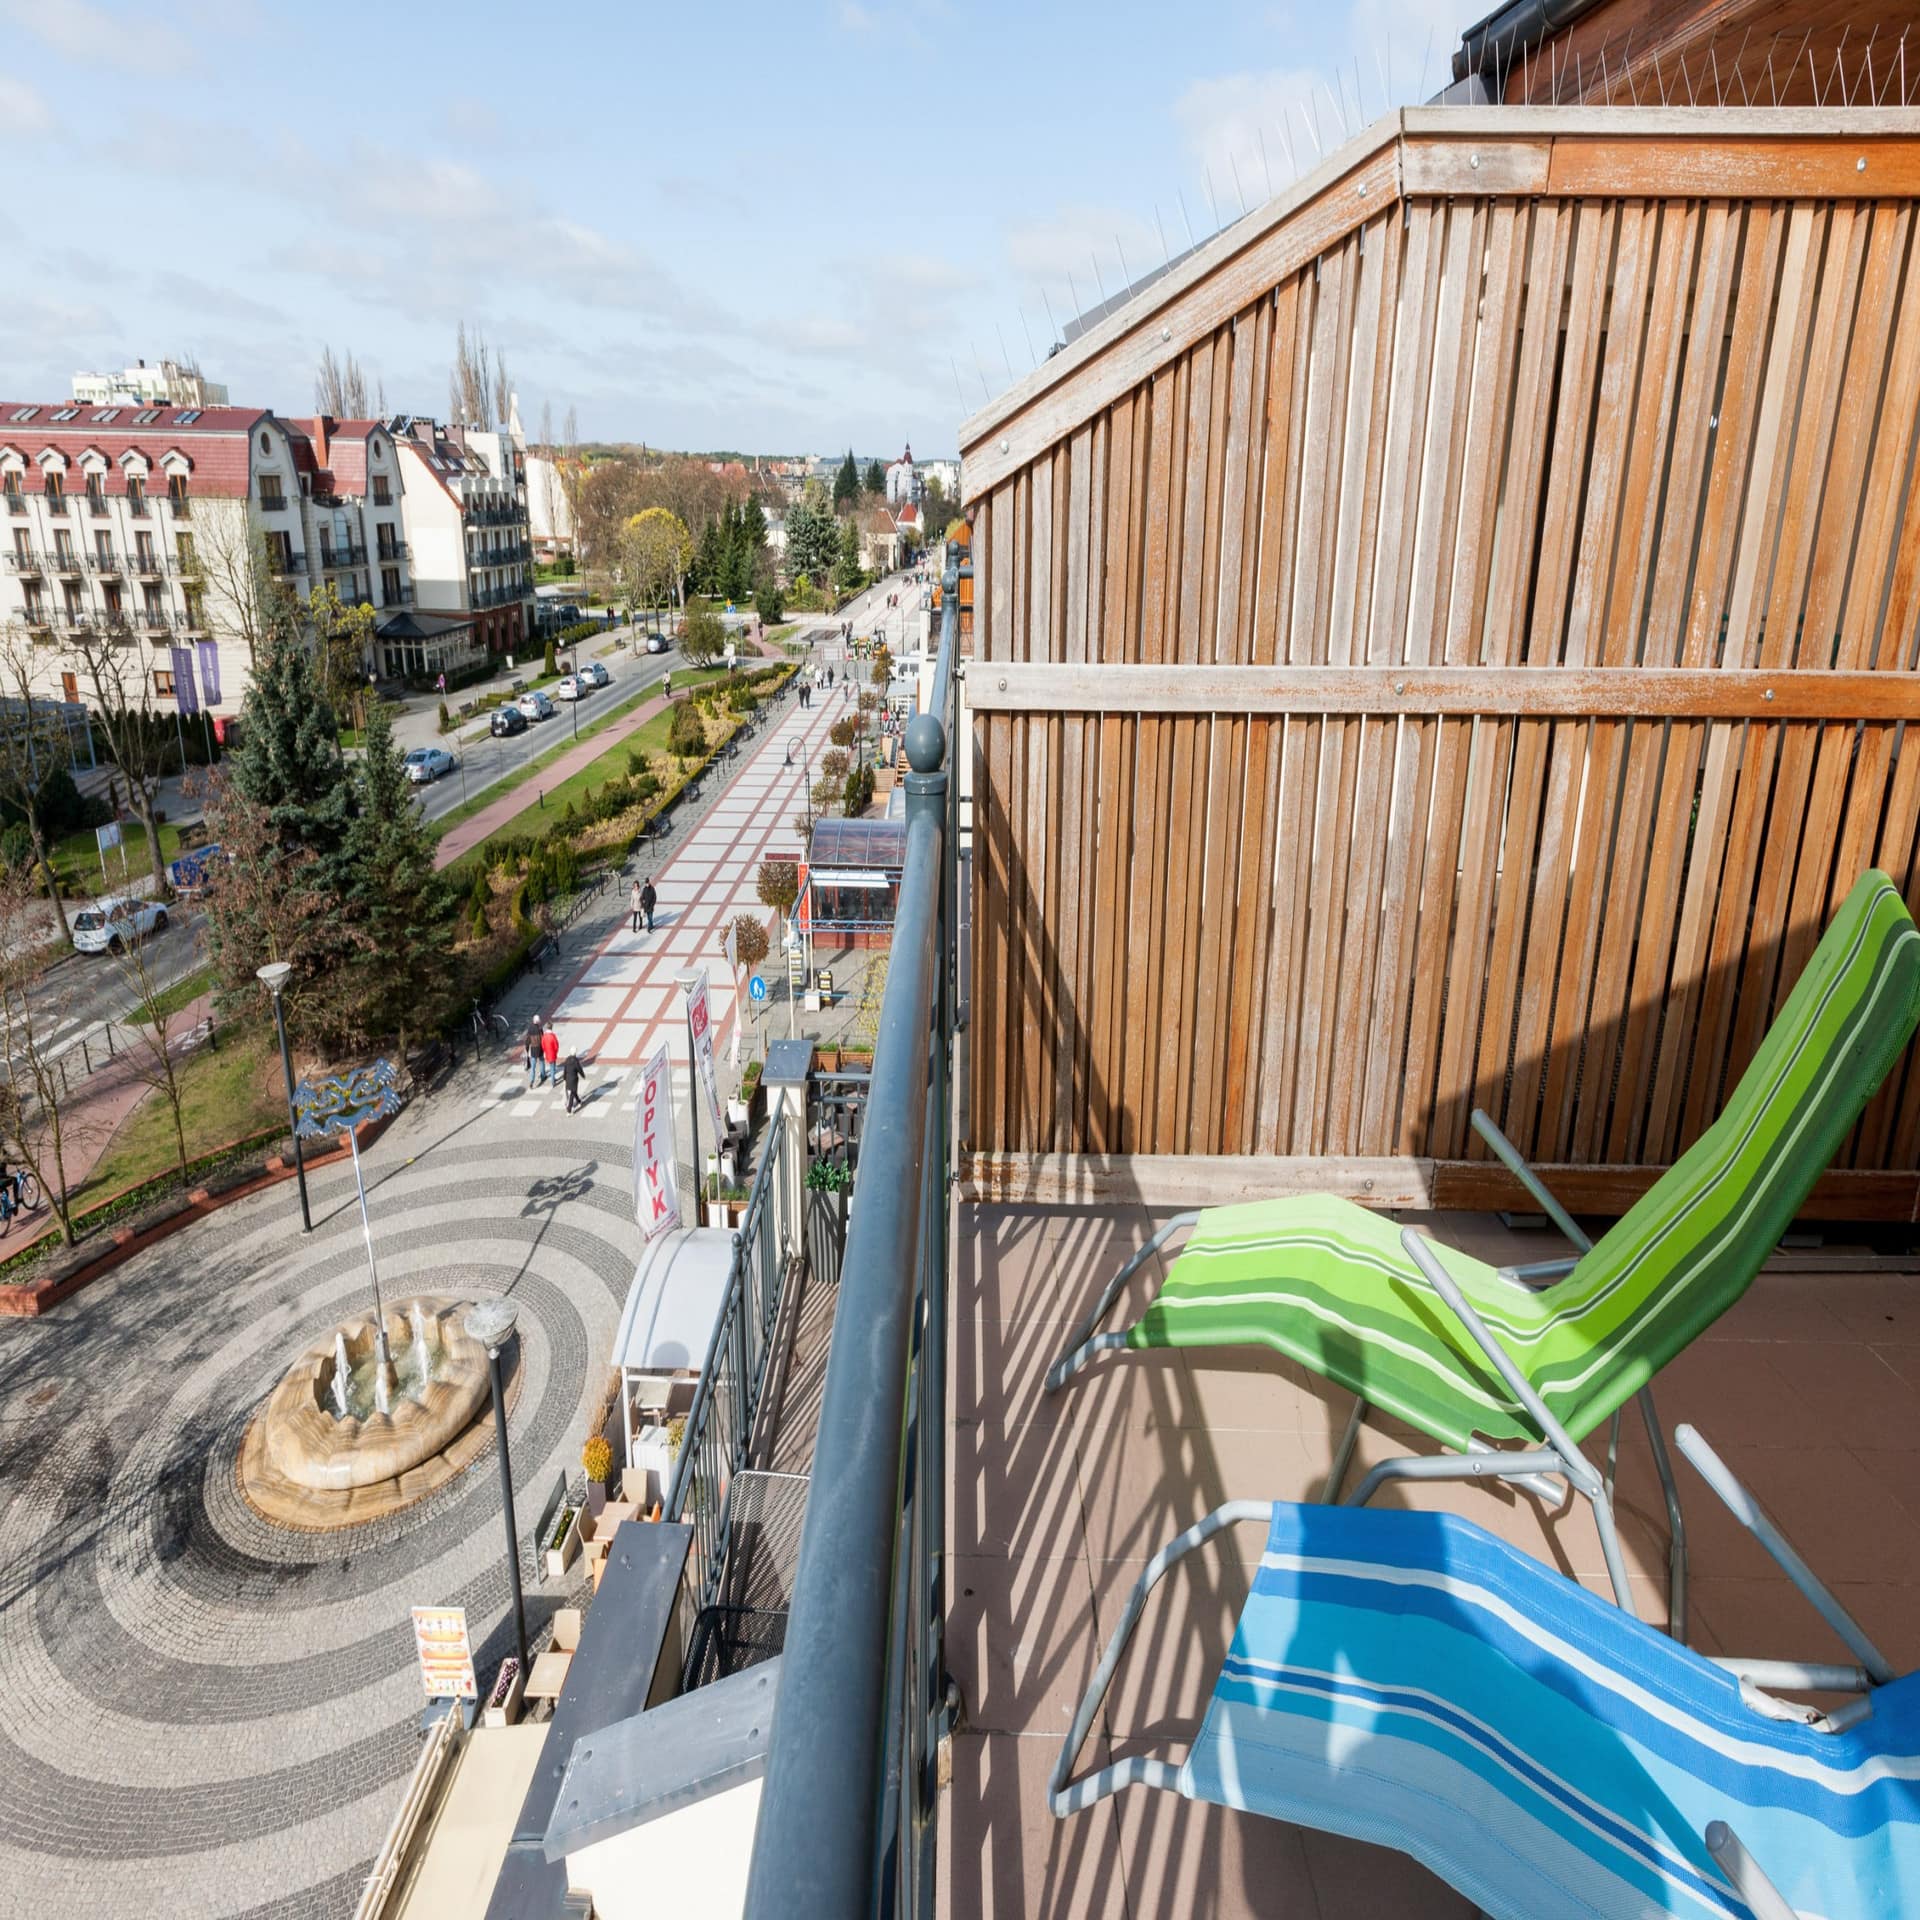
[[1046, 869, 1920, 1635]]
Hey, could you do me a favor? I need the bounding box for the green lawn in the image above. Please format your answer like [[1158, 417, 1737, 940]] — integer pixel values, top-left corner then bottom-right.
[[48, 819, 185, 898], [79, 1024, 286, 1201], [431, 667, 729, 847], [130, 965, 213, 1026]]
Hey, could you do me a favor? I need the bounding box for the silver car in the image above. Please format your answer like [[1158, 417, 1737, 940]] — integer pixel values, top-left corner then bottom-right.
[[72, 895, 169, 955], [404, 746, 457, 784]]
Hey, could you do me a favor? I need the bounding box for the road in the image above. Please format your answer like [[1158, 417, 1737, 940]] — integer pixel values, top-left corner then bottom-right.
[[404, 636, 684, 827], [30, 907, 208, 1065]]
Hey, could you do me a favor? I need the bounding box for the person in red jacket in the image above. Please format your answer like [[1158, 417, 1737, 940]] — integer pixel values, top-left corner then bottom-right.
[[540, 1023, 561, 1086]]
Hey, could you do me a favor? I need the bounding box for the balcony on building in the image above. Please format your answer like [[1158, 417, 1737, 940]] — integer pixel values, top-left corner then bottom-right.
[[87, 551, 122, 574], [49, 548, 83, 575], [5, 550, 44, 574]]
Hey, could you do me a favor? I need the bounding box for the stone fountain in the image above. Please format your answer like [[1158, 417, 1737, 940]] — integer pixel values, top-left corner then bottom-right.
[[239, 1296, 512, 1529]]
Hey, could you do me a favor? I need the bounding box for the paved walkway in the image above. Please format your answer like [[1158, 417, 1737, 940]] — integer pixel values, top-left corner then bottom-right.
[[536, 680, 855, 1077]]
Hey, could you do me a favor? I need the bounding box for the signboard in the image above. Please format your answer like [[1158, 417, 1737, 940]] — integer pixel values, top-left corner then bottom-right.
[[412, 1605, 476, 1701], [95, 822, 122, 852], [294, 1058, 405, 1142], [683, 970, 725, 1144], [787, 946, 806, 990], [634, 1043, 680, 1240], [167, 843, 225, 895], [748, 974, 768, 1003], [815, 969, 833, 999]]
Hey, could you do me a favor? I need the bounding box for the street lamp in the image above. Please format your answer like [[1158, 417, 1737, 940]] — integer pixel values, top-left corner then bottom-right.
[[466, 1299, 528, 1677], [256, 961, 310, 1234]]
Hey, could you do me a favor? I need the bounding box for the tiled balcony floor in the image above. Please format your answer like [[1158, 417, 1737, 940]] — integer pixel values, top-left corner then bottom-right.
[[941, 1201, 1920, 1920]]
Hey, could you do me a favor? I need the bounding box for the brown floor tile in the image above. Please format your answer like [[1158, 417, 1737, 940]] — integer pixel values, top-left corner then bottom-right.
[[1167, 1350, 1347, 1436], [1817, 1273, 1920, 1346], [1697, 1271, 1854, 1345], [966, 1204, 1167, 1324], [941, 1731, 1134, 1920], [1110, 1763, 1323, 1920], [950, 1410, 1090, 1561], [1766, 1342, 1920, 1450], [1299, 1827, 1476, 1919], [949, 1551, 1103, 1738]]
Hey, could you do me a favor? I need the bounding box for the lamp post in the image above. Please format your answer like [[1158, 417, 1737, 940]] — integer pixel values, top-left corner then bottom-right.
[[256, 961, 310, 1234], [466, 1300, 528, 1677]]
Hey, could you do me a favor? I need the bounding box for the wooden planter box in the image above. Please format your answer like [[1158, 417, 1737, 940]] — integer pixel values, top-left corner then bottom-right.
[[543, 1503, 582, 1579]]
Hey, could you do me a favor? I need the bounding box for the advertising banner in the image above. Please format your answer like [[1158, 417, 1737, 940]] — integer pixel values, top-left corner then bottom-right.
[[411, 1605, 476, 1700], [634, 1043, 680, 1240], [683, 969, 725, 1145]]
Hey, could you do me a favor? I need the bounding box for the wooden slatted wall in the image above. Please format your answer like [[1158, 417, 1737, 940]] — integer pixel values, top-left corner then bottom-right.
[[961, 112, 1920, 1215]]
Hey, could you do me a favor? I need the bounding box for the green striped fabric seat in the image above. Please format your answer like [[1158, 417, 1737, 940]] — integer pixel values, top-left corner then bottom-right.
[[1128, 871, 1920, 1451]]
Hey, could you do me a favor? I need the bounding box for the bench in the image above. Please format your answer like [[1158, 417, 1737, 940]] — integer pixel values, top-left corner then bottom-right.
[[529, 934, 558, 973]]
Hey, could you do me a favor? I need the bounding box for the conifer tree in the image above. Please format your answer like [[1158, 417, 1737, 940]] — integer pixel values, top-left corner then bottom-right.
[[864, 458, 885, 495], [225, 614, 356, 871], [833, 449, 859, 509]]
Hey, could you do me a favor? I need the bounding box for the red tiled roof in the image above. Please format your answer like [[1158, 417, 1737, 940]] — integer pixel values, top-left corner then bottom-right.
[[0, 400, 266, 497]]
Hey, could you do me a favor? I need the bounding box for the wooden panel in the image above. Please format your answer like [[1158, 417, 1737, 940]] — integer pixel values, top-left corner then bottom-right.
[[964, 116, 1920, 1222], [1545, 138, 1920, 199]]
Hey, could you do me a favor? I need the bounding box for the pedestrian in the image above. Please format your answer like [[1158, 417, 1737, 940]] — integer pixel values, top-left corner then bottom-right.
[[629, 877, 643, 932], [562, 1052, 584, 1113], [523, 1019, 541, 1088], [540, 1022, 561, 1086], [640, 875, 658, 932], [663, 670, 672, 698]]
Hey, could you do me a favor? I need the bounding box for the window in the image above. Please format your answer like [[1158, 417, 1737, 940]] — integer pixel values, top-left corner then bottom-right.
[[3, 477, 22, 512], [11, 529, 27, 558], [60, 672, 77, 703], [50, 407, 79, 423], [85, 475, 106, 515], [91, 408, 120, 425], [126, 476, 147, 517], [167, 474, 190, 517], [135, 532, 156, 570], [184, 590, 205, 630], [52, 532, 75, 566], [175, 409, 201, 426], [22, 582, 43, 617], [381, 565, 400, 604], [142, 585, 164, 624], [259, 431, 271, 454], [268, 530, 295, 571], [93, 531, 111, 564], [376, 525, 397, 559], [153, 668, 174, 698], [8, 406, 38, 423], [62, 583, 82, 621], [133, 408, 161, 425], [175, 532, 194, 569], [43, 472, 65, 515], [373, 475, 391, 505], [258, 476, 285, 510], [103, 584, 124, 621]]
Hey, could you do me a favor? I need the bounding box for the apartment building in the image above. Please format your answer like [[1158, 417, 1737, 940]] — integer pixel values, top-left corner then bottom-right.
[[0, 400, 414, 719], [390, 417, 533, 665], [71, 358, 230, 408]]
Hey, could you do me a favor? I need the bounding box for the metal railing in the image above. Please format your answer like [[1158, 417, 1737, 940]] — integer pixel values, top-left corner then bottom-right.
[[743, 566, 962, 1919], [86, 551, 121, 573], [662, 1109, 801, 1632], [4, 551, 43, 573]]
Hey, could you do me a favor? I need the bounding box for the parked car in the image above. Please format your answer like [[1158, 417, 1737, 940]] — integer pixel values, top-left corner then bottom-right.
[[403, 746, 458, 784], [555, 674, 584, 702], [645, 632, 670, 655], [490, 705, 529, 738], [581, 660, 611, 688], [72, 895, 168, 955], [517, 689, 555, 721]]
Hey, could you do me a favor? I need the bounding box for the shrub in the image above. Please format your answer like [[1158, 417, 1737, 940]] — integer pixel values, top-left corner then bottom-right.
[[820, 748, 850, 783], [581, 1433, 613, 1486], [843, 765, 875, 816], [755, 580, 785, 625], [437, 700, 452, 733], [828, 716, 859, 749], [668, 700, 706, 757], [542, 637, 558, 676]]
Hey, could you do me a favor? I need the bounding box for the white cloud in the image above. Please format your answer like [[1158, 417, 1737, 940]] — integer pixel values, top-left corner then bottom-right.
[[0, 73, 50, 133], [839, 1, 879, 28], [0, 0, 190, 72], [1173, 65, 1328, 214]]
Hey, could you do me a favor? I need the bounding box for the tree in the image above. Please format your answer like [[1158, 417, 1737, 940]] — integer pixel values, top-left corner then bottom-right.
[[306, 581, 378, 726], [833, 449, 859, 509], [668, 699, 707, 757], [680, 607, 726, 668], [871, 643, 894, 689], [833, 517, 864, 593], [0, 630, 79, 940], [227, 617, 358, 870], [450, 320, 496, 430], [756, 858, 799, 917], [923, 473, 952, 530], [186, 509, 295, 667], [623, 507, 693, 629], [754, 580, 785, 627], [111, 915, 195, 1189], [315, 344, 370, 416], [864, 458, 886, 496], [0, 865, 80, 1244], [338, 698, 452, 1054], [67, 625, 177, 898], [727, 913, 770, 974], [784, 486, 839, 581]]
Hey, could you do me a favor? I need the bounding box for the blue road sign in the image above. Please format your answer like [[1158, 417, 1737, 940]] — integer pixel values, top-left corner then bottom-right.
[[748, 974, 768, 1003]]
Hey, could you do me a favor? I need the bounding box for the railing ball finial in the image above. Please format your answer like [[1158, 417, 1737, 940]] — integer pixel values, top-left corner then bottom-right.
[[905, 712, 946, 775]]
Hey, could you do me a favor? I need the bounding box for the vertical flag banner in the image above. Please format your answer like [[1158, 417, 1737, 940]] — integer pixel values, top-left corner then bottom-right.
[[723, 922, 742, 1069], [634, 1043, 680, 1240], [683, 969, 725, 1144], [170, 646, 200, 714], [195, 639, 222, 707]]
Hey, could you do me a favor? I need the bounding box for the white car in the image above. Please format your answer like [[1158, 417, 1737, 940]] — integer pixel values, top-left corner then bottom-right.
[[580, 660, 611, 688], [555, 674, 584, 701], [72, 895, 168, 955], [517, 689, 555, 721], [644, 632, 670, 655], [403, 746, 457, 784]]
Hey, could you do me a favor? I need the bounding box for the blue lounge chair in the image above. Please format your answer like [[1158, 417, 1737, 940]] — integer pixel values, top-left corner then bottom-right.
[[1053, 1427, 1920, 1918]]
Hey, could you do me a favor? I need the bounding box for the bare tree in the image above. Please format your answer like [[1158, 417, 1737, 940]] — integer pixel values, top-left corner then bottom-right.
[[185, 506, 293, 667], [539, 399, 555, 459], [0, 629, 78, 941], [492, 353, 513, 435], [315, 345, 370, 416], [0, 865, 79, 1244], [451, 320, 496, 430], [67, 627, 176, 899], [110, 915, 197, 1189], [376, 374, 388, 415]]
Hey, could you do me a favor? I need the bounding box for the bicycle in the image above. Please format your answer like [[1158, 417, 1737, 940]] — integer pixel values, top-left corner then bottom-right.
[[0, 1167, 43, 1235], [469, 998, 511, 1046]]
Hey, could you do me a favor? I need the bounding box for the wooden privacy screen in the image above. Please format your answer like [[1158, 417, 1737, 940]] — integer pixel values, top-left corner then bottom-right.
[[959, 109, 1920, 1214]]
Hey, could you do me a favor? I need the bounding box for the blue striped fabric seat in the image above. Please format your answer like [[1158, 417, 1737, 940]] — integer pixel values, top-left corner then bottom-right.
[[1176, 1505, 1920, 1918]]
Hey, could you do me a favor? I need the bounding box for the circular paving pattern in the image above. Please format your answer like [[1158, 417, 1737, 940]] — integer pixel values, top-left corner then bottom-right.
[[0, 1063, 642, 1917]]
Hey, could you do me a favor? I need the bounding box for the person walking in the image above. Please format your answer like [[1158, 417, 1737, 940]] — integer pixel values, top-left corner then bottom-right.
[[540, 1022, 561, 1087], [523, 1019, 542, 1089], [640, 876, 658, 933], [630, 877, 644, 933], [562, 1052, 584, 1114]]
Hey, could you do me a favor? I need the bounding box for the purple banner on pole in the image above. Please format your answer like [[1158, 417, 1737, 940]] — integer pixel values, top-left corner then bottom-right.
[[170, 646, 200, 715], [195, 640, 222, 707]]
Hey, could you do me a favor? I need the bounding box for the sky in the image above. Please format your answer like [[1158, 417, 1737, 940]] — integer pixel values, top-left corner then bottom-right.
[[0, 0, 1466, 460]]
